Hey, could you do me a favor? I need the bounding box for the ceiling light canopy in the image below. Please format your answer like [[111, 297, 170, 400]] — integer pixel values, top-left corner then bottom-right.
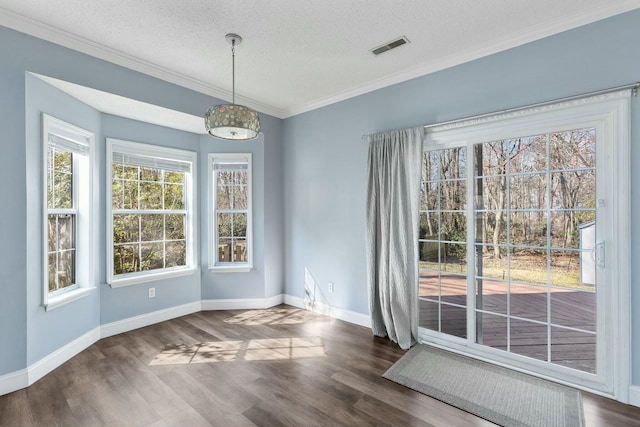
[[205, 34, 261, 140]]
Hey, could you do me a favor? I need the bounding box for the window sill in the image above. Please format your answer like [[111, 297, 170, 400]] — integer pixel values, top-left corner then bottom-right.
[[109, 267, 196, 288], [209, 265, 253, 273], [45, 287, 95, 311]]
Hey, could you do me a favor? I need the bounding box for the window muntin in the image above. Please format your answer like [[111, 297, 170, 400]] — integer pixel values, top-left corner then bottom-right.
[[42, 114, 94, 310], [209, 154, 252, 270], [107, 139, 196, 286]]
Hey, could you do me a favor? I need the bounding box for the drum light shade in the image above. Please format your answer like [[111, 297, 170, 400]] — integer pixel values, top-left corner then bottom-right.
[[205, 34, 260, 140]]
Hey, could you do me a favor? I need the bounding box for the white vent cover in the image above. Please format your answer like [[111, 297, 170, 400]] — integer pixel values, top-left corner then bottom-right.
[[371, 36, 410, 55]]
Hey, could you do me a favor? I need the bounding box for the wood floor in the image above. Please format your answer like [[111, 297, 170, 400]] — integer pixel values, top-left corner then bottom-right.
[[1, 305, 639, 427]]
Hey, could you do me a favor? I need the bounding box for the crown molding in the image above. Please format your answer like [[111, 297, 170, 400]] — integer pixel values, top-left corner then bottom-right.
[[0, 7, 287, 119], [282, 1, 640, 118]]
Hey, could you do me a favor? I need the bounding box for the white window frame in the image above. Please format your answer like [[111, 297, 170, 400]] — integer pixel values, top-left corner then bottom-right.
[[42, 114, 95, 311], [419, 91, 630, 401], [106, 138, 197, 287], [208, 153, 253, 272]]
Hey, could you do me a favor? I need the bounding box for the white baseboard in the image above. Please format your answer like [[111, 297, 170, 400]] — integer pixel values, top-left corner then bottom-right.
[[0, 368, 28, 396], [284, 295, 371, 328], [629, 385, 640, 407], [101, 301, 202, 339], [201, 294, 284, 311], [29, 327, 101, 386], [0, 327, 100, 397]]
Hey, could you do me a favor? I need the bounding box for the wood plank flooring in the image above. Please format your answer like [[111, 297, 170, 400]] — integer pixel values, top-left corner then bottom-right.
[[1, 305, 639, 426]]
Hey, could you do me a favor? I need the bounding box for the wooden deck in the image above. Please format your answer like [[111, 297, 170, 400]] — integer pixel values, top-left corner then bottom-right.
[[419, 273, 596, 373]]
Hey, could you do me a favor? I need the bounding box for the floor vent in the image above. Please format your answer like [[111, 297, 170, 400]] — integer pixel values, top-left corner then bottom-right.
[[371, 36, 410, 55]]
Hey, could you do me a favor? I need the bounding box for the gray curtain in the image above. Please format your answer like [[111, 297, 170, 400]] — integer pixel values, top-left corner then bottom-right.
[[365, 127, 423, 350]]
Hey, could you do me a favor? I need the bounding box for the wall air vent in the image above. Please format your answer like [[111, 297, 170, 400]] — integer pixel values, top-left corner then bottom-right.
[[371, 36, 410, 55]]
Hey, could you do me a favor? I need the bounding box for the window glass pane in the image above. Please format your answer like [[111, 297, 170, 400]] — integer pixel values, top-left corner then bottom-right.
[[419, 212, 438, 240], [509, 134, 547, 173], [53, 171, 72, 209], [140, 182, 163, 209], [164, 183, 184, 210], [57, 249, 75, 288], [233, 184, 248, 209], [419, 270, 439, 299], [112, 179, 124, 209], [551, 290, 596, 333], [233, 170, 248, 186], [549, 249, 581, 289], [141, 242, 164, 271], [56, 214, 75, 250], [123, 180, 139, 209], [475, 245, 507, 280], [47, 215, 57, 252], [218, 238, 232, 262], [550, 128, 596, 171], [440, 179, 466, 210], [550, 170, 596, 211], [510, 211, 547, 247], [476, 141, 509, 177], [440, 212, 466, 242], [232, 213, 247, 238], [113, 214, 139, 244], [218, 213, 232, 237], [441, 243, 466, 274], [476, 312, 507, 351], [510, 248, 547, 285], [48, 253, 57, 292], [114, 244, 139, 274], [166, 241, 186, 267], [140, 167, 161, 181], [233, 238, 248, 262], [165, 170, 185, 183], [509, 173, 547, 210], [510, 282, 547, 322], [166, 214, 185, 240], [420, 181, 438, 211], [476, 278, 507, 315], [551, 326, 596, 374], [419, 299, 440, 331], [141, 214, 164, 242], [419, 241, 439, 266], [474, 211, 507, 245], [511, 319, 547, 362], [217, 185, 232, 210], [440, 304, 467, 339]]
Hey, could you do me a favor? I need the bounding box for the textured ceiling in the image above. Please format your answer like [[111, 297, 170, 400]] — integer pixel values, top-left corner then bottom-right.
[[1, 1, 639, 118]]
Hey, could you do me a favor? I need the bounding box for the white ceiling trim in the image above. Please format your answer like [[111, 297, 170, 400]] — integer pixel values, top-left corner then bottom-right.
[[0, 7, 286, 119], [32, 73, 207, 135], [283, 0, 640, 117], [4, 2, 640, 120]]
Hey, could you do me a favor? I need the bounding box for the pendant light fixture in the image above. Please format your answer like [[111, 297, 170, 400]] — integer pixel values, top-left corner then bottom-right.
[[205, 33, 260, 140]]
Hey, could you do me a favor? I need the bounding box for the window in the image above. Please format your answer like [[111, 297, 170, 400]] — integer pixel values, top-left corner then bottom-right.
[[107, 139, 197, 287], [209, 153, 253, 271], [43, 114, 94, 310]]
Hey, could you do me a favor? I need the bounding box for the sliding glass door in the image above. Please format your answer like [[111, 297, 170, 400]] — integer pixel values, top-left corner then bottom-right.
[[417, 93, 630, 396]]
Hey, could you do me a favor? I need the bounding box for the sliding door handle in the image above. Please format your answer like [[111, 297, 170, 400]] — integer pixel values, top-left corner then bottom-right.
[[595, 241, 605, 269]]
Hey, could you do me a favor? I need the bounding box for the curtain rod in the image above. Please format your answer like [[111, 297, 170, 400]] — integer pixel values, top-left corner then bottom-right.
[[362, 81, 639, 140]]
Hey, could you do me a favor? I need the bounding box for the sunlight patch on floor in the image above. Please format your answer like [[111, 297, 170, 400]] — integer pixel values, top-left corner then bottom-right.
[[150, 336, 326, 365], [223, 308, 329, 325]]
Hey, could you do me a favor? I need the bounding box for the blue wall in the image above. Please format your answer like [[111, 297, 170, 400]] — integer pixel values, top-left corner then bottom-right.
[[25, 74, 102, 365], [282, 10, 640, 383], [0, 25, 284, 377]]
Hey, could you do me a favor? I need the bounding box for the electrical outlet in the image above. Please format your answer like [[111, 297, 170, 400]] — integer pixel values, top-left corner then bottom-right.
[[148, 287, 156, 298], [328, 282, 334, 293]]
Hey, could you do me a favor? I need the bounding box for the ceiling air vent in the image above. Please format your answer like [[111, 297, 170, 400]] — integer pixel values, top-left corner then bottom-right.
[[371, 36, 410, 55]]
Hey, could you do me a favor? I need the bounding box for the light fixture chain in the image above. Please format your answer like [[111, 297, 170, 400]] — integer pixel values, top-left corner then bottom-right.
[[231, 39, 236, 104]]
